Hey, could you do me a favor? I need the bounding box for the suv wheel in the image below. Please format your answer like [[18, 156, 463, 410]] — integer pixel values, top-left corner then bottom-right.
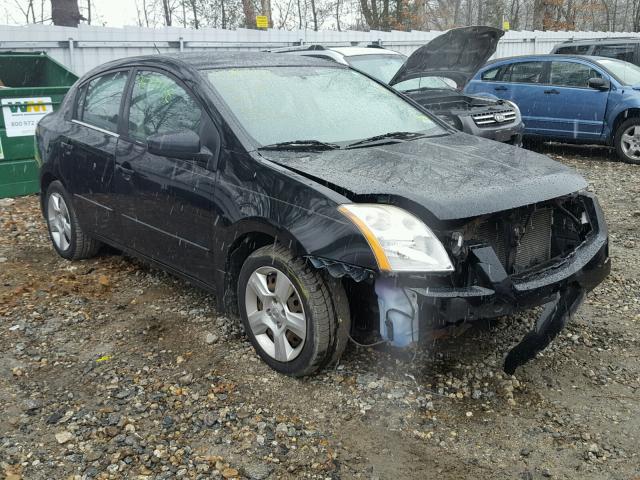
[[615, 118, 640, 164], [45, 181, 102, 260], [237, 245, 349, 376]]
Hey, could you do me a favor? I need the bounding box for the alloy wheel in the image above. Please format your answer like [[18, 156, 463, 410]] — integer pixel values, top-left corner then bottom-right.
[[47, 192, 72, 251], [244, 266, 306, 362], [620, 125, 640, 161]]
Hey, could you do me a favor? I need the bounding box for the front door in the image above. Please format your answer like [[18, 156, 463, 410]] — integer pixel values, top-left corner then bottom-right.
[[113, 68, 219, 283], [541, 60, 610, 140]]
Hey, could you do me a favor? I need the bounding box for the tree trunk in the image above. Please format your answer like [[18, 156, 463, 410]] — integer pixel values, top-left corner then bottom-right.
[[359, 0, 376, 28], [310, 0, 318, 30], [336, 0, 341, 31], [51, 0, 82, 26], [190, 0, 199, 28], [242, 0, 257, 28], [86, 0, 91, 24], [297, 0, 302, 28], [221, 0, 226, 28], [162, 0, 172, 25]]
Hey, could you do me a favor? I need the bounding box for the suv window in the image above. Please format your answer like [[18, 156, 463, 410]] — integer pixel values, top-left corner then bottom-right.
[[481, 66, 502, 81], [555, 45, 591, 55], [593, 43, 636, 63], [550, 61, 602, 87], [127, 70, 202, 142], [79, 70, 128, 132], [504, 61, 545, 83]]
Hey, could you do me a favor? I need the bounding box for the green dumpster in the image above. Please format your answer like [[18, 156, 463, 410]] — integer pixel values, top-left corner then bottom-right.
[[0, 52, 77, 198]]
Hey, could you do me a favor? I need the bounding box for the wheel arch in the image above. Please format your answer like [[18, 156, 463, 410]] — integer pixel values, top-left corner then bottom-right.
[[221, 221, 308, 314], [610, 108, 640, 144]]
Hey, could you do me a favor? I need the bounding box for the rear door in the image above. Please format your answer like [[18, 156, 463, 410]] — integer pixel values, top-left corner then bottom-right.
[[475, 60, 550, 134], [114, 68, 220, 282], [62, 69, 129, 240], [542, 60, 609, 139]]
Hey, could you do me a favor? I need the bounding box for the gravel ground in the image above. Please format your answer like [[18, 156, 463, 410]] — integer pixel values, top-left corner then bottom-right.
[[1, 144, 639, 480]]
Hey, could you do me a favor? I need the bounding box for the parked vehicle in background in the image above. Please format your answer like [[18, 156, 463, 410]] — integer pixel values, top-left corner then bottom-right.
[[274, 27, 525, 145], [467, 54, 640, 163], [551, 38, 640, 65], [37, 52, 609, 377]]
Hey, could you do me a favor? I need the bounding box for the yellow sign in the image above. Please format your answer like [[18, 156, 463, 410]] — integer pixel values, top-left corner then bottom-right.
[[502, 20, 510, 31], [256, 16, 268, 28]]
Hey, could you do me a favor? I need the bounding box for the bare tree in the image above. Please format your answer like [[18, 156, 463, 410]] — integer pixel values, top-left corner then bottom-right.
[[50, 0, 81, 26], [242, 0, 256, 27]]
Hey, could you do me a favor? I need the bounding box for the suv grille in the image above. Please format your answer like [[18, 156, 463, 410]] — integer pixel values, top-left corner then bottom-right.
[[472, 109, 517, 128], [474, 208, 553, 274]]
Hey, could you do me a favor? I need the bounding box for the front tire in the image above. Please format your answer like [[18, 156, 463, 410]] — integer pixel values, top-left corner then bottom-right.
[[614, 118, 640, 164], [45, 181, 102, 260], [237, 245, 349, 376]]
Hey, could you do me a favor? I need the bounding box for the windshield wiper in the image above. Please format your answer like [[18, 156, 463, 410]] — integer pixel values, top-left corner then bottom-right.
[[259, 140, 341, 151], [345, 131, 426, 149]]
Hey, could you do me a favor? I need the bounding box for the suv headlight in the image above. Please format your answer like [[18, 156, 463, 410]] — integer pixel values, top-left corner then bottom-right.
[[338, 204, 454, 272], [505, 100, 521, 115]]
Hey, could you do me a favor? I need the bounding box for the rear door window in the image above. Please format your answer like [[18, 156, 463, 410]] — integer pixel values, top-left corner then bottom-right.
[[592, 43, 636, 63], [503, 61, 545, 83], [549, 61, 602, 88], [127, 70, 202, 143], [79, 70, 128, 132]]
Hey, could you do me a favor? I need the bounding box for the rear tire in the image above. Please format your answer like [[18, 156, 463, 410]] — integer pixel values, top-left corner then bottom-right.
[[45, 181, 102, 260], [614, 117, 640, 164], [237, 245, 349, 376]]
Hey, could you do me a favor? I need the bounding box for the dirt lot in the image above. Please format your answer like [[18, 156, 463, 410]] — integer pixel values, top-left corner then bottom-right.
[[1, 144, 639, 480]]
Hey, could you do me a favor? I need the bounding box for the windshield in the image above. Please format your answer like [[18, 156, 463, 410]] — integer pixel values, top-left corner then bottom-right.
[[393, 76, 457, 91], [598, 58, 640, 85], [205, 66, 444, 146], [345, 54, 406, 83]]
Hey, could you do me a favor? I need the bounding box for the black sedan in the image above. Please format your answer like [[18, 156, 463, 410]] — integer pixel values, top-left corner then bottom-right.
[[36, 52, 610, 376]]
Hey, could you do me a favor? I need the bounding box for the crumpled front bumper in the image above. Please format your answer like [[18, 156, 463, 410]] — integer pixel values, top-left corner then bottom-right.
[[383, 194, 610, 373]]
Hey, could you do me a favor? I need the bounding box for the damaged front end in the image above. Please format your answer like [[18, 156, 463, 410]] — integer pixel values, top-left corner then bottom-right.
[[342, 191, 610, 374]]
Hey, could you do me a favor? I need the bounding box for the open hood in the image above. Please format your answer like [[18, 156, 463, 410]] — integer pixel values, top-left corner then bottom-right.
[[389, 26, 504, 88]]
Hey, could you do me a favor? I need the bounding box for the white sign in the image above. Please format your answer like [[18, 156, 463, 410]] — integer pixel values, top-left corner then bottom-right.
[[2, 97, 53, 137]]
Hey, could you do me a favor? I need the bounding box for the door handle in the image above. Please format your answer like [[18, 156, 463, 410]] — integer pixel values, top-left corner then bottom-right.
[[117, 162, 135, 180], [494, 85, 508, 91], [60, 140, 73, 156], [544, 89, 560, 95]]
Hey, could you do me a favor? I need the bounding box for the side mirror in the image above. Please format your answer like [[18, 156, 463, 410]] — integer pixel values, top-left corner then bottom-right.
[[588, 77, 610, 90], [147, 130, 203, 161]]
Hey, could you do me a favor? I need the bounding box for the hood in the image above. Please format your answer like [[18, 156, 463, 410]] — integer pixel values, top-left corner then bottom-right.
[[389, 26, 504, 88], [259, 133, 586, 222]]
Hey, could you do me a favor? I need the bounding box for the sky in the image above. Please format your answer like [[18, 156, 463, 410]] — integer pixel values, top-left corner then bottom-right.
[[1, 0, 140, 27]]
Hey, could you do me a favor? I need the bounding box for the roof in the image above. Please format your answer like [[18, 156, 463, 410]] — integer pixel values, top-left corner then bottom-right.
[[557, 37, 640, 45], [329, 46, 403, 57], [84, 51, 344, 77], [483, 53, 608, 66], [169, 51, 343, 69]]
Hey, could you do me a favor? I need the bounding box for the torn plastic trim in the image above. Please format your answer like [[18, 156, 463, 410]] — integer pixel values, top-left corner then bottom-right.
[[307, 256, 373, 282], [504, 285, 585, 375], [375, 277, 420, 347]]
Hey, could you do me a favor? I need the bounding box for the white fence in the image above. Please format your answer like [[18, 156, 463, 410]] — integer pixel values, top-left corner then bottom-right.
[[1, 23, 639, 76]]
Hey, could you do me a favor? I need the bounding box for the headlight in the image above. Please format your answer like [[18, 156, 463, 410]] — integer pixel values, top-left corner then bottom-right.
[[505, 100, 521, 115], [338, 204, 454, 272]]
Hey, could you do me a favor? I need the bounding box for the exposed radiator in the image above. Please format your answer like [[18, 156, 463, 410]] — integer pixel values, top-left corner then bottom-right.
[[473, 208, 553, 274]]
